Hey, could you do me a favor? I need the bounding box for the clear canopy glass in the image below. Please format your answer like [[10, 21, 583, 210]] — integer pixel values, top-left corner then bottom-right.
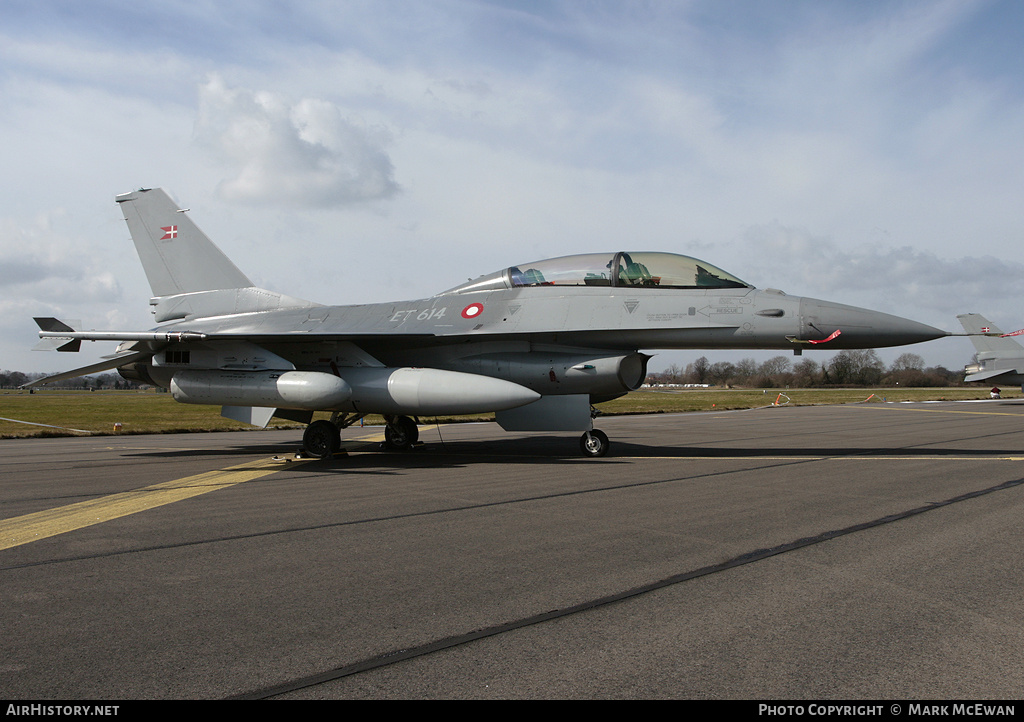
[[442, 252, 751, 294], [507, 252, 750, 289]]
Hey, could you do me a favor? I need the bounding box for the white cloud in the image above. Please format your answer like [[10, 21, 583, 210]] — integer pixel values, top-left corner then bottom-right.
[[0, 214, 121, 302], [3, 0, 1024, 374], [736, 222, 1024, 331], [0, 212, 128, 373], [194, 76, 400, 208]]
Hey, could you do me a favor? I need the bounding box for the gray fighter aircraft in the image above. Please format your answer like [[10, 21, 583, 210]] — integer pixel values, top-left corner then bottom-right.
[[29, 188, 947, 457], [958, 313, 1024, 388]]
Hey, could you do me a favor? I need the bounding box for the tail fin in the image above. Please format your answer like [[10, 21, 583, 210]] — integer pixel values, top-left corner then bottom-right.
[[116, 188, 316, 322], [116, 188, 252, 297], [958, 313, 1024, 383], [956, 314, 1024, 355]]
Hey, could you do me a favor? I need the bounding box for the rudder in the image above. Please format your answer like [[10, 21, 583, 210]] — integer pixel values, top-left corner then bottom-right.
[[116, 188, 253, 297], [116, 188, 316, 322]]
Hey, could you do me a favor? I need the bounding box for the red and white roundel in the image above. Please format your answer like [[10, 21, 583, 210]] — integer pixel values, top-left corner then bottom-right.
[[461, 303, 484, 319]]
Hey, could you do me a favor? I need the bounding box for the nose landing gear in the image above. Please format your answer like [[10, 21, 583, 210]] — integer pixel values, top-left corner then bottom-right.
[[579, 429, 609, 458]]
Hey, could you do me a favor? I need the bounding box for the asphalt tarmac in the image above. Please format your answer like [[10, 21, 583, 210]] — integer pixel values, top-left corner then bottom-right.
[[2, 399, 1024, 700]]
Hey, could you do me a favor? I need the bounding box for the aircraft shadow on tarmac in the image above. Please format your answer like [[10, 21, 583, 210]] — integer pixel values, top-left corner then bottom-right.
[[122, 434, 1024, 468]]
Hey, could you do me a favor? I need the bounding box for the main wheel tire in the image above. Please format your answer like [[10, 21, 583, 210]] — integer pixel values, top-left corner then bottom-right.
[[303, 420, 340, 458], [384, 416, 419, 450], [579, 429, 610, 458]]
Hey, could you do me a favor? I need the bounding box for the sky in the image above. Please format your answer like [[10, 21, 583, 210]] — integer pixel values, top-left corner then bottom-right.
[[3, 0, 1024, 376]]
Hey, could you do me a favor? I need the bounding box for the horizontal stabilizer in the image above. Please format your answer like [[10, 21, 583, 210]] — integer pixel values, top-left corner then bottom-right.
[[20, 350, 154, 388], [964, 367, 1024, 383]]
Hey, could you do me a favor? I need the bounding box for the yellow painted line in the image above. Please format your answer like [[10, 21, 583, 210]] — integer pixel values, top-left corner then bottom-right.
[[351, 432, 386, 443], [0, 457, 310, 552], [854, 405, 1024, 417], [621, 455, 1024, 461]]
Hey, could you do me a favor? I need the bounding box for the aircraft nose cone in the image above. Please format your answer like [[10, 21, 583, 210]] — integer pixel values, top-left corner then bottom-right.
[[800, 298, 947, 348]]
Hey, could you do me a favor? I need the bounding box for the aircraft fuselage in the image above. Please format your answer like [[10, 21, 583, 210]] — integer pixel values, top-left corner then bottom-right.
[[128, 283, 945, 410]]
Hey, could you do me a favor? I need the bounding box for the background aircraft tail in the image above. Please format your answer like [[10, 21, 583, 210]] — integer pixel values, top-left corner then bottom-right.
[[958, 313, 1024, 384], [957, 313, 1024, 355], [116, 188, 315, 322]]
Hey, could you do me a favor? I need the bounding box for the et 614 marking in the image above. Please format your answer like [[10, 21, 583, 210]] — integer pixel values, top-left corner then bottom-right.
[[389, 307, 448, 322]]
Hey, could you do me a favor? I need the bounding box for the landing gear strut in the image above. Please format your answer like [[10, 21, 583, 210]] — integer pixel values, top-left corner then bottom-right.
[[301, 412, 366, 459]]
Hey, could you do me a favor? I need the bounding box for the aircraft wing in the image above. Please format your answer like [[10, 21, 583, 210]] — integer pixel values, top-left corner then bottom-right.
[[21, 350, 155, 388]]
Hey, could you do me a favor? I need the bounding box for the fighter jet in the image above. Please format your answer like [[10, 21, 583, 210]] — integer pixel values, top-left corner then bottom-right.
[[958, 313, 1024, 388], [29, 188, 947, 458]]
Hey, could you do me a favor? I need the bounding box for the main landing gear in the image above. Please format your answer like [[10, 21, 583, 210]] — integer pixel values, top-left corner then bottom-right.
[[302, 414, 608, 459], [382, 415, 419, 450], [300, 413, 422, 459], [302, 419, 341, 459]]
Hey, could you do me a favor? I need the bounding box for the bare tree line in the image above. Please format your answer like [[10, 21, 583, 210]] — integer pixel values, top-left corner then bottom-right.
[[0, 371, 144, 390], [648, 351, 964, 388]]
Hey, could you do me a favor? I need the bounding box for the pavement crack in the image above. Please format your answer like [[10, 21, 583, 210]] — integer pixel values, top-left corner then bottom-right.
[[232, 474, 1024, 700]]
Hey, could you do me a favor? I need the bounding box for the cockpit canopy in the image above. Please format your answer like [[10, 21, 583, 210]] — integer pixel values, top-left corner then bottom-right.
[[442, 251, 751, 294]]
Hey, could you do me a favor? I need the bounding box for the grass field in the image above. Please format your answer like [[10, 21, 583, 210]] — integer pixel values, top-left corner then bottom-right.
[[0, 385, 1013, 439]]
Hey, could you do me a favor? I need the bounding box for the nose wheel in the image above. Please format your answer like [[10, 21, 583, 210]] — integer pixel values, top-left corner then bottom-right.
[[579, 429, 609, 458]]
